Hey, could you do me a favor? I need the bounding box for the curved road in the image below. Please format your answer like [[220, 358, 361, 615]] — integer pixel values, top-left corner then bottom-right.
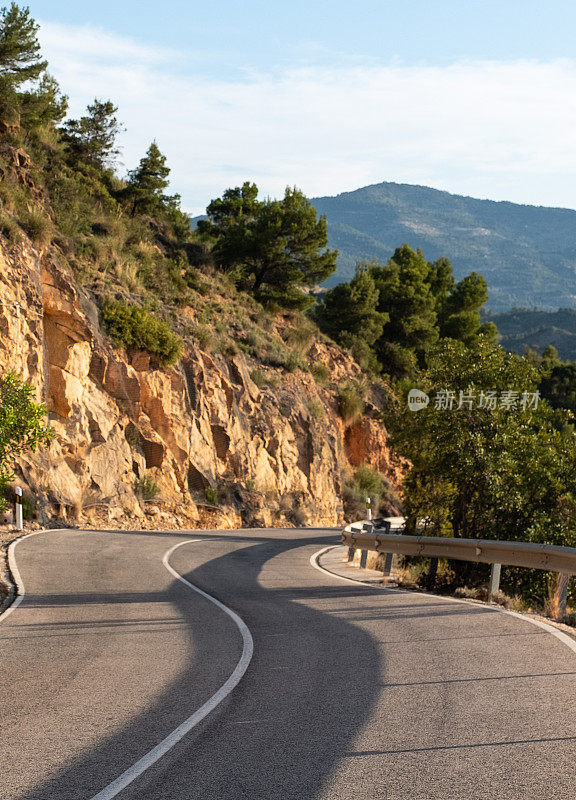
[[0, 528, 575, 800]]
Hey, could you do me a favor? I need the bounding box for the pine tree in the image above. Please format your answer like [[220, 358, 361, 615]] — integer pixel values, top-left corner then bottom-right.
[[0, 3, 49, 125], [125, 141, 171, 215], [61, 99, 122, 169], [199, 183, 337, 308]]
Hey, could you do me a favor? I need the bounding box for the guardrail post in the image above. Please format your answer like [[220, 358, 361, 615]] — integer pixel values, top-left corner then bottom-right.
[[382, 552, 394, 576], [347, 547, 355, 562], [14, 486, 23, 531], [359, 549, 368, 569], [488, 563, 501, 600], [555, 573, 570, 620]]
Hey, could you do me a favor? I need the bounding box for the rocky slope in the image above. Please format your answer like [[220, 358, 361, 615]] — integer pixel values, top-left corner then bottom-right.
[[0, 223, 401, 530]]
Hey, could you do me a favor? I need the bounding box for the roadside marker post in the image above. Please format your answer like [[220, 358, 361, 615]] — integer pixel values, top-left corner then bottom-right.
[[14, 487, 23, 531], [365, 497, 372, 521]]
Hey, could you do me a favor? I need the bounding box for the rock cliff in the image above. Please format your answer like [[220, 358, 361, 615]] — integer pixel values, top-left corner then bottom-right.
[[0, 230, 401, 530]]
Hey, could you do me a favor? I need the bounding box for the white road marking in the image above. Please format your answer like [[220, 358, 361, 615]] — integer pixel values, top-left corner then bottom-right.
[[310, 544, 576, 657], [1, 531, 254, 799], [88, 538, 254, 800], [0, 530, 49, 623]]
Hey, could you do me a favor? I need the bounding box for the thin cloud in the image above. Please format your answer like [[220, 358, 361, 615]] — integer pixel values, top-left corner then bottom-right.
[[38, 22, 576, 214]]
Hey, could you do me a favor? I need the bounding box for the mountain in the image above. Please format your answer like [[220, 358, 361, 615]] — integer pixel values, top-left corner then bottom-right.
[[310, 182, 576, 311], [484, 308, 576, 361]]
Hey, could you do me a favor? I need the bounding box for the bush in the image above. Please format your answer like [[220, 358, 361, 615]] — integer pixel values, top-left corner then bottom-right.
[[21, 492, 37, 520], [307, 398, 323, 420], [204, 486, 219, 505], [0, 215, 22, 245], [354, 463, 384, 508], [18, 207, 52, 248], [250, 369, 266, 388], [192, 324, 214, 351], [311, 361, 331, 386], [134, 474, 160, 501], [338, 380, 365, 424], [101, 300, 183, 366]]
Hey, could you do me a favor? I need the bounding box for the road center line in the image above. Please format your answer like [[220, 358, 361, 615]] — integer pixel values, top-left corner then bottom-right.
[[87, 537, 254, 800]]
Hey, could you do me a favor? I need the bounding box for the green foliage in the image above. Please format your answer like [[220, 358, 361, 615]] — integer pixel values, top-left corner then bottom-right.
[[306, 398, 323, 420], [539, 363, 576, 412], [204, 486, 218, 505], [385, 338, 576, 603], [0, 372, 52, 510], [18, 204, 51, 246], [0, 212, 21, 243], [317, 245, 497, 379], [134, 474, 159, 501], [20, 490, 35, 519], [61, 99, 122, 169], [124, 141, 178, 217], [198, 182, 337, 309], [354, 463, 385, 509], [250, 369, 266, 388], [101, 301, 183, 366], [311, 361, 331, 386], [337, 380, 365, 424], [316, 265, 386, 346]]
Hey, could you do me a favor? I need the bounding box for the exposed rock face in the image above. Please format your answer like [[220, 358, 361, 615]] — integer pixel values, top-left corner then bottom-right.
[[0, 237, 401, 529]]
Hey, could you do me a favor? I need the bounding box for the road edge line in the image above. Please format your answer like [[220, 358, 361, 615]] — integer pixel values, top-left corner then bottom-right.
[[0, 530, 52, 623], [310, 544, 576, 657], [88, 538, 254, 800]]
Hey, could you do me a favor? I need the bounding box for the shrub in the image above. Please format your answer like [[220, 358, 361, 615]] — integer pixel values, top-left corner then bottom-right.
[[286, 350, 308, 373], [250, 369, 266, 388], [134, 474, 160, 501], [101, 300, 183, 366], [307, 398, 323, 420], [192, 324, 214, 351], [204, 486, 219, 505], [18, 207, 52, 248], [338, 380, 365, 424], [21, 492, 37, 520], [354, 463, 384, 508], [0, 215, 22, 245], [311, 361, 331, 386]]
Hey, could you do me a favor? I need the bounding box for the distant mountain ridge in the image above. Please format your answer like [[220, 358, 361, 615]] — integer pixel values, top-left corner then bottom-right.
[[311, 182, 576, 311], [484, 308, 576, 361]]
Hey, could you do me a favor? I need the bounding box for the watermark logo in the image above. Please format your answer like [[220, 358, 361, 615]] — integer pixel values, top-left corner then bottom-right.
[[406, 388, 541, 412], [407, 389, 430, 411]]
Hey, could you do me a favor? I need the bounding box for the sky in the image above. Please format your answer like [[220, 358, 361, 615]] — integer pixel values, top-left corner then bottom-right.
[[22, 0, 576, 214]]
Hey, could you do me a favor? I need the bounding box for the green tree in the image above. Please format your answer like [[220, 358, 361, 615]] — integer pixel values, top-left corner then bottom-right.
[[0, 1, 45, 127], [0, 372, 52, 510], [125, 141, 171, 216], [540, 363, 576, 412], [369, 245, 439, 377], [317, 265, 387, 346], [199, 182, 337, 308], [61, 99, 122, 169], [384, 339, 576, 601], [0, 4, 66, 131], [438, 271, 498, 345]]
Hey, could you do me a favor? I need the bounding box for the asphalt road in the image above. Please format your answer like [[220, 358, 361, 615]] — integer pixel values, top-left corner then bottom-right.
[[0, 528, 575, 800]]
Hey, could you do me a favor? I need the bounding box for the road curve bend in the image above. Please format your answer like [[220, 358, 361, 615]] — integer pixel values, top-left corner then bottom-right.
[[0, 528, 575, 800]]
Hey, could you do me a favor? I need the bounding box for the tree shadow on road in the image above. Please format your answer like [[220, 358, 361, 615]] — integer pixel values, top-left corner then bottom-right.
[[13, 533, 383, 800]]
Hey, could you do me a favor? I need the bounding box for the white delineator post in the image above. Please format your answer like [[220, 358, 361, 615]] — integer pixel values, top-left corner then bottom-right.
[[366, 497, 372, 521], [14, 486, 23, 531]]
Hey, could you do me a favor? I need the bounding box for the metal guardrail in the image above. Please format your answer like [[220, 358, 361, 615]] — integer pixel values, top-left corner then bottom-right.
[[342, 519, 576, 618]]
